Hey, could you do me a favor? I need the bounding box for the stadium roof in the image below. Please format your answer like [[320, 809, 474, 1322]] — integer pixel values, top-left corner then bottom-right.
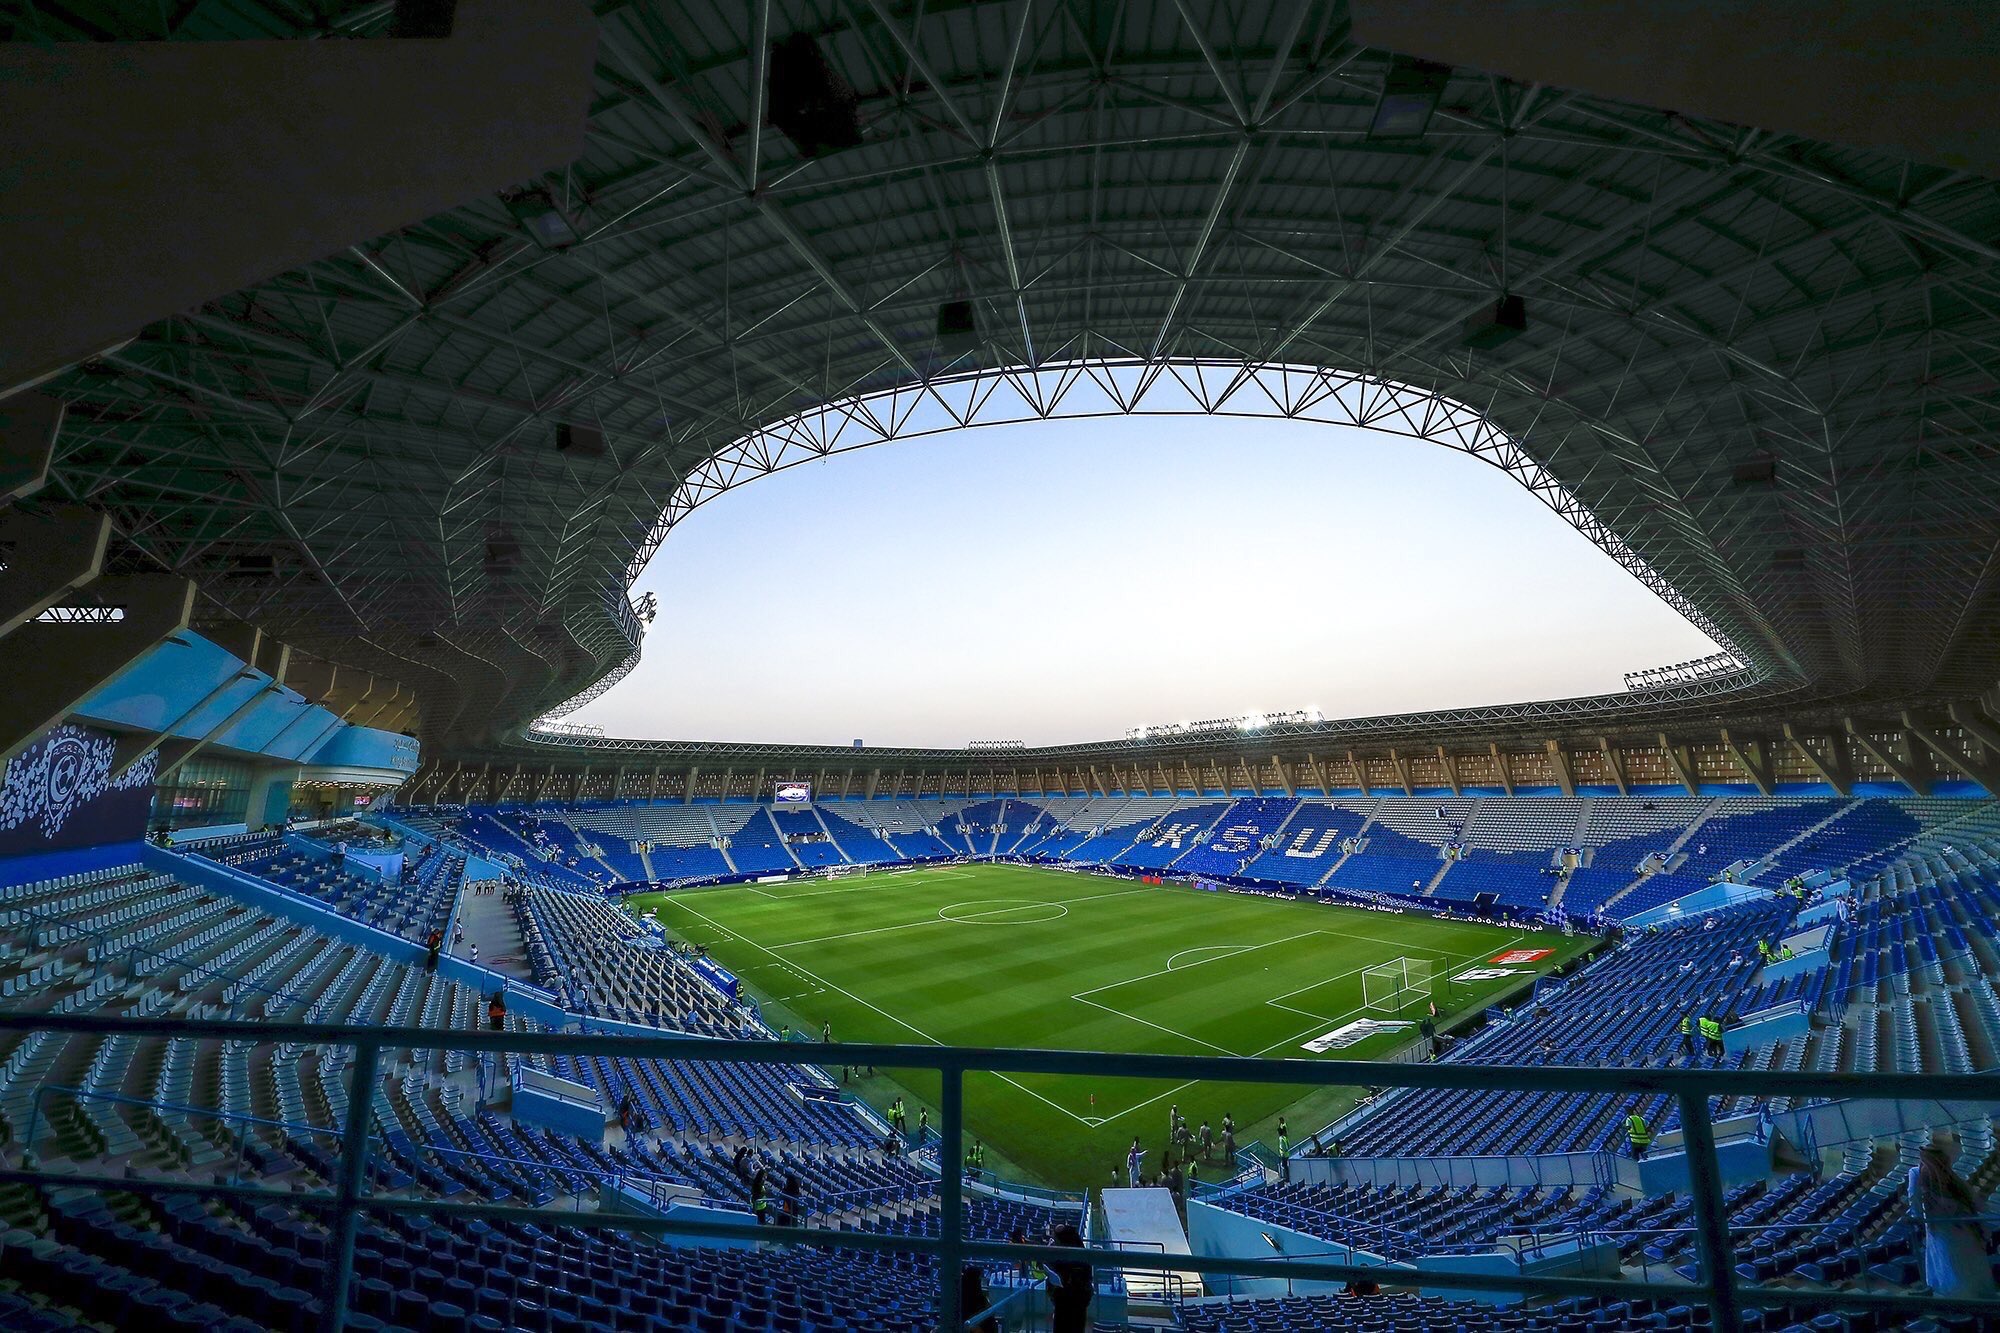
[[12, 1, 2000, 777]]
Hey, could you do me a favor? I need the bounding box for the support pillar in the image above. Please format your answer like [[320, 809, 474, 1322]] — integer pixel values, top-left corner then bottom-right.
[[1719, 729, 1773, 795], [1905, 711, 2000, 793], [1844, 718, 1931, 795], [1658, 733, 1699, 796], [1598, 737, 1629, 795], [1544, 740, 1576, 796], [1783, 724, 1850, 795]]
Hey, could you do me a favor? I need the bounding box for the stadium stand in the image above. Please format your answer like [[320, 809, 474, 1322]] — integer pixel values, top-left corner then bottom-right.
[[9, 5, 2000, 1327], [1110, 799, 1233, 870], [770, 805, 848, 867], [1171, 797, 1299, 876]]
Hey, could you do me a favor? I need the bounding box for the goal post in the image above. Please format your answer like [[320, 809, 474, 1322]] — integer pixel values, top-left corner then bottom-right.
[[1361, 957, 1434, 1016]]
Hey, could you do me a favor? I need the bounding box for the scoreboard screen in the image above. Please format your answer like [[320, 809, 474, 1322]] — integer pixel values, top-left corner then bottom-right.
[[773, 781, 812, 805]]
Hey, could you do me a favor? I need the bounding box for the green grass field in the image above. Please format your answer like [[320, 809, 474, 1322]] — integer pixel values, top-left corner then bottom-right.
[[626, 865, 1589, 1189]]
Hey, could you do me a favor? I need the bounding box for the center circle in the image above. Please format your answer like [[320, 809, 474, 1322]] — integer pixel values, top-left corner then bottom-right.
[[937, 898, 1069, 925]]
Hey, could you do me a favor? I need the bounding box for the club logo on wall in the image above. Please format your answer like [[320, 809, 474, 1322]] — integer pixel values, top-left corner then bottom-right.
[[0, 724, 158, 841]]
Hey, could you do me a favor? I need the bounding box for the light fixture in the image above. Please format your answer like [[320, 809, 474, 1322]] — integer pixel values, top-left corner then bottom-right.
[[504, 188, 580, 250], [1368, 55, 1451, 140], [1462, 293, 1527, 349]]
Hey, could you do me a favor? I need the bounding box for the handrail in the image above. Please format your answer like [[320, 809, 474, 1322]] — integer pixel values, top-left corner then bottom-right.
[[3, 1012, 2000, 1333]]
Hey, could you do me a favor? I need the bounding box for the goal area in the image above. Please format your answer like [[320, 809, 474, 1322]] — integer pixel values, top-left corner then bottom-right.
[[1361, 957, 1433, 1015]]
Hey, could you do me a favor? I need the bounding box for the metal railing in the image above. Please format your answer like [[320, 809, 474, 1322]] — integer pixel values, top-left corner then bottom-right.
[[2, 1011, 1999, 1333], [17, 1083, 723, 1215]]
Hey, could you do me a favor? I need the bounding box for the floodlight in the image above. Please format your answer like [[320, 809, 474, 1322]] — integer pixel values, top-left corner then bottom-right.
[[1368, 56, 1451, 140]]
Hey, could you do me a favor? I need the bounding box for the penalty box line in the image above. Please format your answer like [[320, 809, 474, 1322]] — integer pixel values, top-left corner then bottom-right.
[[1249, 931, 1533, 1057]]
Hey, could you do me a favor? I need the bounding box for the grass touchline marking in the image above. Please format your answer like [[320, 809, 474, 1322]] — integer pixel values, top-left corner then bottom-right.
[[1070, 929, 1323, 1001], [1071, 994, 1239, 1056], [665, 893, 1098, 1127], [649, 869, 1571, 1154]]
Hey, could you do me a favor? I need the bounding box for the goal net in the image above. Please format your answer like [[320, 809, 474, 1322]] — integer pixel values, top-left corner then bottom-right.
[[1361, 957, 1433, 1015], [825, 865, 864, 880]]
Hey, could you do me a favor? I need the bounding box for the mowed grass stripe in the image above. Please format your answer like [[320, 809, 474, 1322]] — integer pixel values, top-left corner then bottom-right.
[[631, 865, 1589, 1188]]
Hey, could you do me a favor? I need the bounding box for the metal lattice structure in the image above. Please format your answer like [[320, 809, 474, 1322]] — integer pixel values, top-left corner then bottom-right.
[[16, 1, 2000, 773]]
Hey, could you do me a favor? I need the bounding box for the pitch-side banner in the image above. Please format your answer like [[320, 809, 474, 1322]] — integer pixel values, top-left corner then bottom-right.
[[1301, 1018, 1411, 1053], [773, 781, 812, 806]]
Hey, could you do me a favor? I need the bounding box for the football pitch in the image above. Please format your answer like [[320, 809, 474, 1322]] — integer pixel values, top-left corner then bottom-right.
[[626, 864, 1590, 1189]]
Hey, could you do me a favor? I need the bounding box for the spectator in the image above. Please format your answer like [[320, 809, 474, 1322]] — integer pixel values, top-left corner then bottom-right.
[[781, 1171, 802, 1228], [486, 991, 506, 1031], [424, 929, 443, 971], [1909, 1130, 1994, 1299], [959, 1265, 998, 1333], [1048, 1223, 1093, 1333], [617, 1094, 635, 1134]]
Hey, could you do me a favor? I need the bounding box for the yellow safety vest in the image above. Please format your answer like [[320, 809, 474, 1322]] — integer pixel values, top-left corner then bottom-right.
[[1626, 1114, 1650, 1145]]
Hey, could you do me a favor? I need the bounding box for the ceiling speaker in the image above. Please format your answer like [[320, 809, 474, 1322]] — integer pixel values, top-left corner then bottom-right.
[[1462, 294, 1527, 349]]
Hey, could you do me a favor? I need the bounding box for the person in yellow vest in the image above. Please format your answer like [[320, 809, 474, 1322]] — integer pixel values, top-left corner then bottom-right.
[[1625, 1105, 1653, 1160], [1679, 1015, 1695, 1064], [1699, 1015, 1724, 1061]]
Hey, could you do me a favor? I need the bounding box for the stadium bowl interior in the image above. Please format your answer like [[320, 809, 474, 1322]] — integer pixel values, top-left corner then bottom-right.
[[2, 2, 2000, 1331]]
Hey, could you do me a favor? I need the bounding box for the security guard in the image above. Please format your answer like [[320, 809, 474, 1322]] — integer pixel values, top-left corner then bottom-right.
[[1624, 1105, 1653, 1160]]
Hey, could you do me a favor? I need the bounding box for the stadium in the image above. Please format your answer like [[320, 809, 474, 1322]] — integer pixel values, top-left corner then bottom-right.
[[1, 2, 1999, 1331]]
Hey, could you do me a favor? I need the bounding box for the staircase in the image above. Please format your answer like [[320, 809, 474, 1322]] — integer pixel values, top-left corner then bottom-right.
[[810, 804, 856, 864], [704, 808, 740, 875], [1757, 801, 1862, 872], [1163, 802, 1243, 871], [449, 884, 534, 981], [1315, 798, 1381, 887], [1663, 799, 1725, 857], [765, 807, 806, 870]]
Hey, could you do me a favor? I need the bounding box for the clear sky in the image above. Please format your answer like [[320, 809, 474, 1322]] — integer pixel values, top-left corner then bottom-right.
[[571, 414, 1719, 746]]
